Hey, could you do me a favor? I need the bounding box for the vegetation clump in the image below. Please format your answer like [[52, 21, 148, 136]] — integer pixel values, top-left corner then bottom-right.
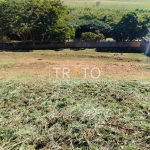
[[81, 32, 105, 42], [0, 0, 74, 42], [0, 80, 149, 149], [0, 0, 150, 42], [112, 12, 149, 41]]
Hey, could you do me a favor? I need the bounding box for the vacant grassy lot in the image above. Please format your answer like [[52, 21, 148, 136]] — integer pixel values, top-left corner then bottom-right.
[[0, 49, 150, 81], [63, 0, 150, 9], [0, 50, 150, 149]]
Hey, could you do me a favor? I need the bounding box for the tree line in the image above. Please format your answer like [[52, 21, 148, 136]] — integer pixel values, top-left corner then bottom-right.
[[69, 7, 150, 41], [0, 0, 74, 42], [0, 0, 150, 42]]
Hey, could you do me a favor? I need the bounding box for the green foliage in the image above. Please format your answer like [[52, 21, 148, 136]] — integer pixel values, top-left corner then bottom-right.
[[75, 19, 112, 39], [81, 32, 105, 42], [50, 19, 75, 43], [68, 7, 150, 40], [0, 1, 150, 42], [0, 80, 150, 149], [0, 0, 35, 41], [112, 12, 149, 41], [95, 33, 105, 41], [68, 7, 128, 28], [0, 0, 74, 42], [81, 32, 96, 42]]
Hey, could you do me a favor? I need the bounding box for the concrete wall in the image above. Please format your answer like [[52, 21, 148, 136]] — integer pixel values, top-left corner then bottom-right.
[[0, 41, 141, 51], [140, 38, 150, 56]]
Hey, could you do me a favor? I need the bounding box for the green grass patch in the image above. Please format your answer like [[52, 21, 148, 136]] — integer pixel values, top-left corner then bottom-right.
[[0, 80, 150, 149], [64, 0, 150, 10]]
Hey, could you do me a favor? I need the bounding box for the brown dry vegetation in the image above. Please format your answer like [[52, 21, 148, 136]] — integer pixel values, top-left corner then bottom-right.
[[0, 49, 150, 82]]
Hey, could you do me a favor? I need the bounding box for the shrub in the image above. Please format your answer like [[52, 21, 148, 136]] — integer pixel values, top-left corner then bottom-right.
[[95, 33, 105, 41], [81, 32, 105, 42]]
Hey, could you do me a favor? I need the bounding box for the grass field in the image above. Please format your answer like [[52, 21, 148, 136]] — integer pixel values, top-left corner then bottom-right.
[[0, 49, 150, 149], [63, 0, 150, 9], [0, 49, 150, 81]]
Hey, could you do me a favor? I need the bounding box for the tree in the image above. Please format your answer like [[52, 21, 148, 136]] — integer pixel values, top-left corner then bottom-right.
[[136, 16, 149, 38], [49, 19, 75, 43], [31, 0, 68, 41], [112, 12, 149, 41], [0, 0, 34, 41], [0, 0, 74, 42], [75, 19, 112, 39]]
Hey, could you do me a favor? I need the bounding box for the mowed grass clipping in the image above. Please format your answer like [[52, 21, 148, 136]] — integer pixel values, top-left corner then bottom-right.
[[0, 80, 150, 150], [63, 0, 150, 9]]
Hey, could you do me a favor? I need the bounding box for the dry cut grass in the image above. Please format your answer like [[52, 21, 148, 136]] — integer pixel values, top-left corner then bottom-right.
[[0, 50, 150, 149], [0, 80, 150, 149]]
